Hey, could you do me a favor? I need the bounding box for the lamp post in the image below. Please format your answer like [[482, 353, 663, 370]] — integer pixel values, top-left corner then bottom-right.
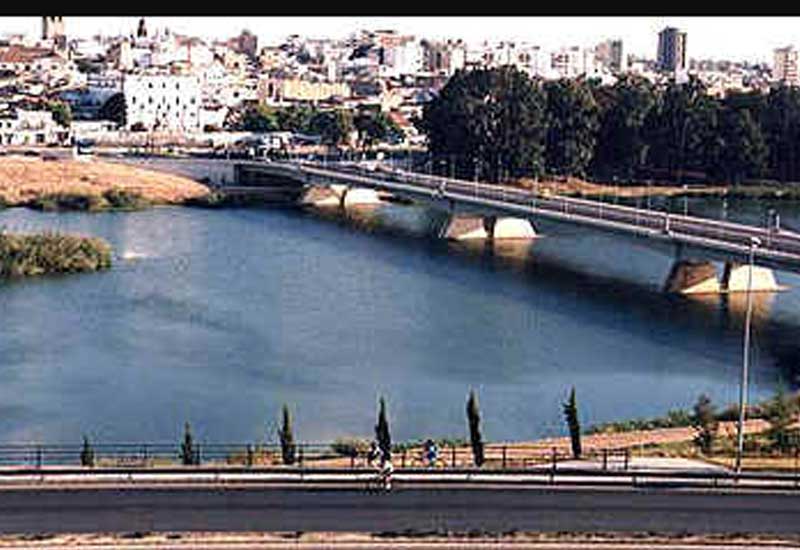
[[735, 235, 761, 475]]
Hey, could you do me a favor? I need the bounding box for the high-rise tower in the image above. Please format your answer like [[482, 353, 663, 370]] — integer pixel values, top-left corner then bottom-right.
[[657, 27, 687, 72]]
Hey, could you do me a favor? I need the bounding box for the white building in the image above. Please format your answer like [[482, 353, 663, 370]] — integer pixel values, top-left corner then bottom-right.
[[123, 73, 201, 131], [550, 46, 600, 79], [774, 46, 798, 85], [0, 110, 70, 146]]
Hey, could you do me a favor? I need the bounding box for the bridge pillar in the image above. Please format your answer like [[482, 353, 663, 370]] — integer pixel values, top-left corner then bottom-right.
[[442, 215, 536, 241], [721, 263, 782, 293], [300, 185, 341, 208], [342, 187, 382, 208], [442, 215, 491, 240], [664, 260, 721, 294], [492, 217, 537, 239]]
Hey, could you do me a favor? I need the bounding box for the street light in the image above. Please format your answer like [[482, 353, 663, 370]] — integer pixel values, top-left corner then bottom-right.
[[735, 235, 762, 475]]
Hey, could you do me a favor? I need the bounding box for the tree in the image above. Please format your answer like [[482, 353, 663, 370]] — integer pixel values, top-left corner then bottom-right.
[[708, 105, 768, 184], [691, 394, 718, 455], [562, 387, 582, 459], [99, 92, 126, 127], [278, 404, 296, 465], [224, 103, 279, 132], [591, 75, 656, 180], [766, 385, 798, 453], [374, 396, 392, 461], [466, 389, 485, 467], [276, 104, 317, 134], [544, 78, 600, 178], [309, 109, 354, 148], [80, 435, 95, 467], [644, 76, 716, 181], [47, 101, 72, 128], [354, 110, 402, 149], [761, 85, 800, 182], [179, 422, 199, 465], [420, 66, 549, 182]]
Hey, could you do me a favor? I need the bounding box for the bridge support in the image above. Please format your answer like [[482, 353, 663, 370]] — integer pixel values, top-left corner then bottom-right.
[[300, 185, 382, 209], [664, 260, 784, 295], [300, 185, 341, 208], [342, 187, 382, 208], [664, 260, 721, 295], [441, 215, 537, 241], [721, 263, 782, 293]]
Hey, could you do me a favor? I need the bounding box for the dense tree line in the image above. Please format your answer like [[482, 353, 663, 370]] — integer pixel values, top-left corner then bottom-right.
[[420, 66, 800, 185], [223, 102, 402, 149]]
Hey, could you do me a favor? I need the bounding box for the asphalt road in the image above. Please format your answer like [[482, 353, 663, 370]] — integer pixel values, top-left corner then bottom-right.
[[1, 485, 799, 535]]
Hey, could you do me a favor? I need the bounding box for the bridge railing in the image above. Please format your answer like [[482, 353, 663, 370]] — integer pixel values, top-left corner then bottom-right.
[[292, 161, 800, 260]]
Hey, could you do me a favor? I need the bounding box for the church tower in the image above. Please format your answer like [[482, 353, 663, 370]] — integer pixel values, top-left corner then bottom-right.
[[137, 18, 148, 39], [42, 16, 65, 40]]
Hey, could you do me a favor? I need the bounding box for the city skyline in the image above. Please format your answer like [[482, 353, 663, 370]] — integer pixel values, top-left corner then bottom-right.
[[2, 16, 799, 64]]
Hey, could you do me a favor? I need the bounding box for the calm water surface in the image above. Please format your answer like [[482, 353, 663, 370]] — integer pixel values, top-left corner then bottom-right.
[[1, 197, 799, 444]]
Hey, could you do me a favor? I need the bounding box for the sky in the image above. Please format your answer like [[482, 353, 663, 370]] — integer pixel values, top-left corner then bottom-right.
[[2, 16, 798, 64]]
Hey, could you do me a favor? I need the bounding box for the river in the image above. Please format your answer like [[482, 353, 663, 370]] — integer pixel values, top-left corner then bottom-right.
[[1, 197, 799, 445]]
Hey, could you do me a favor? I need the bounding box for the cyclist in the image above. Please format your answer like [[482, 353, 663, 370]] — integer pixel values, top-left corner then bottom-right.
[[378, 457, 394, 492]]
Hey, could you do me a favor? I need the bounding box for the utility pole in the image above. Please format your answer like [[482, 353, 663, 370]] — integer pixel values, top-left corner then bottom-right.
[[735, 236, 761, 475]]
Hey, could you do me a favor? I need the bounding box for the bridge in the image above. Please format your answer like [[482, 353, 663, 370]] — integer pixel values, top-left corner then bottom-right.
[[106, 154, 799, 295], [220, 159, 800, 295]]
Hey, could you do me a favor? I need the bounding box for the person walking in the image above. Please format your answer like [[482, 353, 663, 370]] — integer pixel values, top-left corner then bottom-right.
[[424, 439, 439, 468]]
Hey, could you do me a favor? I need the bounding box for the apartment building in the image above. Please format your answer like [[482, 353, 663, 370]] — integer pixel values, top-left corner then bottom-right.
[[123, 73, 201, 131]]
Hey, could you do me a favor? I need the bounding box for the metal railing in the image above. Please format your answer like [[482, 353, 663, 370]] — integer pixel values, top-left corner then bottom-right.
[[279, 161, 800, 271], [0, 442, 796, 472]]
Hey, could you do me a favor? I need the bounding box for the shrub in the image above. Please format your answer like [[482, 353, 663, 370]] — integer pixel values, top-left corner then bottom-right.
[[0, 230, 112, 278], [183, 192, 228, 208], [692, 394, 718, 455], [80, 435, 95, 467], [331, 437, 371, 458], [102, 188, 151, 210], [30, 193, 109, 212]]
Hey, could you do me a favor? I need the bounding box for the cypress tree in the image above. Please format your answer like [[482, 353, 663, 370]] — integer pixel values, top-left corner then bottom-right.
[[375, 396, 392, 461], [467, 389, 485, 467], [180, 422, 198, 466], [563, 387, 582, 459], [80, 434, 95, 467], [279, 404, 296, 465]]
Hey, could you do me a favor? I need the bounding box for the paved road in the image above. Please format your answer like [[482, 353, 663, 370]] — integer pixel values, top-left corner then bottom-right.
[[1, 485, 799, 535]]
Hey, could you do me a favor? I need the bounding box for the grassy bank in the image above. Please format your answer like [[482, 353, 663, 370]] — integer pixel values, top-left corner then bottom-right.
[[0, 156, 210, 207], [517, 176, 800, 201], [0, 231, 112, 278], [28, 189, 152, 212]]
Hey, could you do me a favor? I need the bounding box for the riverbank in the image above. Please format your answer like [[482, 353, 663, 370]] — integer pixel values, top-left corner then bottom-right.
[[0, 231, 112, 278], [0, 155, 210, 208], [517, 177, 800, 200]]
